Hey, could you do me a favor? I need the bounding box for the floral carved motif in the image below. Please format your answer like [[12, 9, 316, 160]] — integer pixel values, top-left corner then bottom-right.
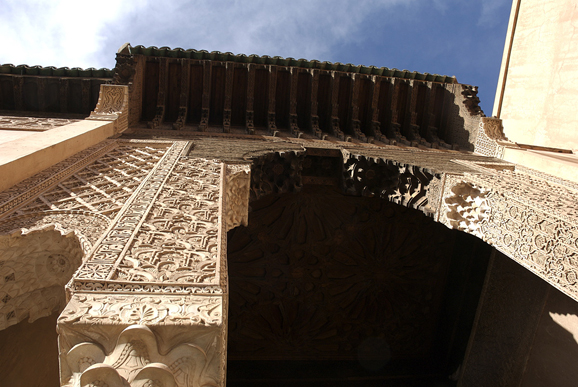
[[113, 158, 222, 285], [59, 294, 222, 326], [60, 324, 222, 387]]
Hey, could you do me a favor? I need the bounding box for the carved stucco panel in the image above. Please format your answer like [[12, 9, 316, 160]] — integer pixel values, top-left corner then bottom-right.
[[113, 158, 222, 285], [58, 150, 240, 387]]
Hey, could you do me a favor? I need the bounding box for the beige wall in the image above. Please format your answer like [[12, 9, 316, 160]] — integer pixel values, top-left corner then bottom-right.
[[494, 0, 578, 151]]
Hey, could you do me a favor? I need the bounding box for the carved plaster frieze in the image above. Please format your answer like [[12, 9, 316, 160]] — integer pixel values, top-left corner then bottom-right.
[[474, 118, 513, 158], [225, 164, 251, 231], [3, 144, 168, 222], [88, 85, 130, 134], [58, 149, 230, 387], [59, 293, 222, 326], [0, 141, 117, 218], [112, 157, 222, 286], [250, 151, 304, 202], [73, 141, 188, 283]]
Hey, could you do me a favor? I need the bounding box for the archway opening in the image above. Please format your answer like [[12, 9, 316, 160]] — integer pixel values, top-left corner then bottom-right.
[[227, 185, 492, 386]]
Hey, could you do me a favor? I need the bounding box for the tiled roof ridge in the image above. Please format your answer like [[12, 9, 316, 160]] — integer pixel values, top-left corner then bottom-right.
[[0, 63, 113, 78], [124, 44, 457, 84]]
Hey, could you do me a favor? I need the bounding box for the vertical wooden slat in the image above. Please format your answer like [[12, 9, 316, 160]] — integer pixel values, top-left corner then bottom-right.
[[330, 72, 344, 140], [289, 68, 301, 137], [246, 64, 255, 134], [199, 60, 211, 131], [310, 70, 322, 138], [223, 62, 234, 132], [148, 57, 169, 129], [173, 59, 190, 130], [267, 65, 277, 134]]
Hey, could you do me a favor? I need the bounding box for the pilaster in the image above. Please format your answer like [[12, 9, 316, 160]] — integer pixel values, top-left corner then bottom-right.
[[57, 141, 251, 387]]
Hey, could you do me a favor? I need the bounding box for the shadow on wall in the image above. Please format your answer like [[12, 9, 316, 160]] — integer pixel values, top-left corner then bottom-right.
[[521, 286, 578, 387]]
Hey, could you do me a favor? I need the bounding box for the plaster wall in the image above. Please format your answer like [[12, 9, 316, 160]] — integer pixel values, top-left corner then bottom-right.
[[494, 0, 578, 151], [0, 129, 37, 145]]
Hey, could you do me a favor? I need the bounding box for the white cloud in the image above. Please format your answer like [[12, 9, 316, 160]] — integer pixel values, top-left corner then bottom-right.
[[0, 0, 137, 68], [1, 0, 416, 69]]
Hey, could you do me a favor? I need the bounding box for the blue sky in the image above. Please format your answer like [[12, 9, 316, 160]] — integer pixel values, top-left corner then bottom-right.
[[1, 0, 511, 114]]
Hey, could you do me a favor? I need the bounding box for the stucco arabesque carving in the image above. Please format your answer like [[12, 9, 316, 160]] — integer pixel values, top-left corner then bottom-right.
[[58, 145, 237, 387], [87, 84, 129, 134], [474, 117, 518, 158], [441, 164, 578, 302]]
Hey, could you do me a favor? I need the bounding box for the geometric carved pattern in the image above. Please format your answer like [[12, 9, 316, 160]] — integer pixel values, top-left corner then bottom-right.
[[115, 158, 222, 285], [0, 115, 80, 131], [5, 144, 167, 221], [72, 141, 188, 283]]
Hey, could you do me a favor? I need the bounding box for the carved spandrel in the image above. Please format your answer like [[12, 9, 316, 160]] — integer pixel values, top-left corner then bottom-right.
[[441, 169, 578, 302]]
